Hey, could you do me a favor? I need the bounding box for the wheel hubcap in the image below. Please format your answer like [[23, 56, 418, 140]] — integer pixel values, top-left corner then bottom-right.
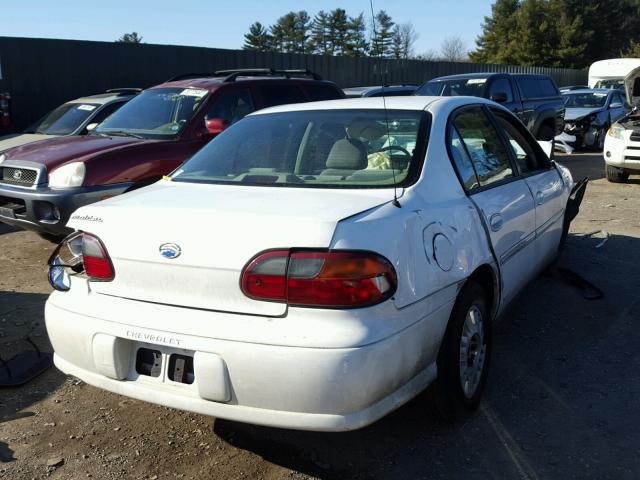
[[459, 305, 487, 399]]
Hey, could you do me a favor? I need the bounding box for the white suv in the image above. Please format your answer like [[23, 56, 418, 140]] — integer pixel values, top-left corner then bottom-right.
[[604, 112, 640, 182], [45, 97, 579, 431]]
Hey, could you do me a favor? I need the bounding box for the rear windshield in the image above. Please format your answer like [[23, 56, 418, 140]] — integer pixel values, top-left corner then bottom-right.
[[95, 88, 208, 139], [172, 109, 429, 188], [28, 103, 99, 135], [415, 79, 487, 97], [563, 92, 608, 108]]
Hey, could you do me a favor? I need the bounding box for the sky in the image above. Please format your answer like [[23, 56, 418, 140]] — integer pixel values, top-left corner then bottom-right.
[[3, 0, 493, 55]]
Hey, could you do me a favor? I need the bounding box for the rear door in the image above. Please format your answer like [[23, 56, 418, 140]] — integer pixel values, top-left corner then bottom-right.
[[449, 106, 537, 305], [490, 108, 565, 267]]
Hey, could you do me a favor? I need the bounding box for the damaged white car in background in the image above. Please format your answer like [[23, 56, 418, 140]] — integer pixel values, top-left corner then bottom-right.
[[45, 97, 585, 431]]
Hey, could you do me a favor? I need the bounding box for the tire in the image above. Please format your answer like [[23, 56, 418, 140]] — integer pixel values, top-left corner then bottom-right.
[[605, 164, 629, 183], [537, 124, 555, 141], [431, 280, 491, 420], [595, 125, 608, 151]]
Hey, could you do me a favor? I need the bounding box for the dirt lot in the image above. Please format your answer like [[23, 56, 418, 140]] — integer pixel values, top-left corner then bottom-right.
[[1, 152, 639, 480]]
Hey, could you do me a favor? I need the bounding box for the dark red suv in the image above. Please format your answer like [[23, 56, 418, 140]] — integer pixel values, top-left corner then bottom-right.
[[0, 69, 344, 238]]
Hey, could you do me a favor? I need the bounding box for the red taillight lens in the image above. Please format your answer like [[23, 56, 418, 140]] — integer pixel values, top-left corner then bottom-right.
[[241, 250, 396, 308], [81, 233, 114, 281]]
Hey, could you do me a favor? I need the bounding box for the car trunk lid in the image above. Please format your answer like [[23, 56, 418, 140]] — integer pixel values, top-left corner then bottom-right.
[[67, 180, 392, 316]]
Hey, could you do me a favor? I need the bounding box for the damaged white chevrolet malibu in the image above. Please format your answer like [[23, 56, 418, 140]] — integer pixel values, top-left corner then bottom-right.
[[45, 96, 580, 431]]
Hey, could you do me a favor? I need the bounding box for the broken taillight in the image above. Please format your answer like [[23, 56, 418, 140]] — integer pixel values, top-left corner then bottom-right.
[[241, 250, 397, 308]]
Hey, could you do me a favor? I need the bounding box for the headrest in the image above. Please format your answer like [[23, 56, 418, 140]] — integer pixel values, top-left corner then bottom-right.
[[325, 138, 368, 170], [346, 119, 385, 141]]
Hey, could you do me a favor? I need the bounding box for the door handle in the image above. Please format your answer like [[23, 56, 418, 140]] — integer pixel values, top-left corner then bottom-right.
[[489, 213, 503, 232], [536, 191, 545, 205]]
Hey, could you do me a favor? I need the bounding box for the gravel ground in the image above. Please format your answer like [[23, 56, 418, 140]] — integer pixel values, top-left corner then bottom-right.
[[1, 152, 639, 480]]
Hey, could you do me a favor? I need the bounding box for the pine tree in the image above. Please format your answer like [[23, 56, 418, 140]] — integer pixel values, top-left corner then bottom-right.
[[269, 11, 310, 53], [328, 8, 350, 56], [470, 0, 519, 64], [243, 22, 272, 51], [309, 10, 332, 55], [370, 10, 395, 58], [344, 13, 369, 57]]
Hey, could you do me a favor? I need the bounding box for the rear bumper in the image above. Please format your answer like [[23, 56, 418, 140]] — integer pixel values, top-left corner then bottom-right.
[[45, 292, 452, 431], [0, 182, 132, 236]]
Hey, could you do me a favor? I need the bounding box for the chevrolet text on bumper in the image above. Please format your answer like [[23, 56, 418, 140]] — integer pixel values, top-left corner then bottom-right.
[[45, 97, 582, 431]]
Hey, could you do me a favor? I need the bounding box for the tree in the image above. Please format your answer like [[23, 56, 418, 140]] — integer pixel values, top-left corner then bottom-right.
[[344, 13, 369, 57], [471, 0, 640, 68], [116, 32, 143, 43], [328, 8, 350, 56], [470, 0, 519, 63], [416, 49, 439, 61], [243, 22, 272, 51], [440, 36, 468, 62], [370, 10, 395, 58], [391, 22, 418, 59], [308, 10, 332, 55], [270, 11, 310, 53]]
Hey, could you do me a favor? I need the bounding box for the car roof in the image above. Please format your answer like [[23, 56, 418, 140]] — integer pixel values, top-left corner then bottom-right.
[[344, 85, 417, 93], [68, 90, 139, 105], [249, 95, 495, 115], [562, 88, 613, 95], [155, 76, 336, 92], [429, 72, 551, 82]]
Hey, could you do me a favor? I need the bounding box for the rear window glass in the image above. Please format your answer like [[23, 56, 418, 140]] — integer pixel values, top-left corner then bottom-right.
[[172, 109, 428, 188], [517, 77, 558, 98], [415, 78, 487, 97]]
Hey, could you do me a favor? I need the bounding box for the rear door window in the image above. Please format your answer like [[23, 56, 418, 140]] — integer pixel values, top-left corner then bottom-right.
[[260, 85, 306, 108], [452, 107, 514, 188], [488, 78, 514, 102], [207, 88, 255, 125], [516, 78, 543, 99]]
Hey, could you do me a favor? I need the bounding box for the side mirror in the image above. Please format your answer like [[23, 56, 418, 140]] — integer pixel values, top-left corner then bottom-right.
[[85, 123, 98, 133], [490, 92, 508, 103], [205, 118, 229, 136], [609, 102, 623, 109]]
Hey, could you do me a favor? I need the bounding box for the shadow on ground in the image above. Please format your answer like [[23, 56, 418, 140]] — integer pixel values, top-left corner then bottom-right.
[[0, 291, 65, 427], [214, 232, 640, 480]]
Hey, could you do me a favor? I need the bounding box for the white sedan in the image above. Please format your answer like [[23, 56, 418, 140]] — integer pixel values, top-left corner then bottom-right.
[[45, 96, 580, 431]]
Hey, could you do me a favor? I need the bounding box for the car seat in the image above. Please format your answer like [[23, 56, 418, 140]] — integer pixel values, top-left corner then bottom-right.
[[321, 138, 368, 176]]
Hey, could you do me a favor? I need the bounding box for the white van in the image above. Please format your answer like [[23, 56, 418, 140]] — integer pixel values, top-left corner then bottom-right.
[[588, 58, 640, 90]]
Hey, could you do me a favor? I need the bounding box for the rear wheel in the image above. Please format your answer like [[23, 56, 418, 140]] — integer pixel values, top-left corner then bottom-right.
[[605, 164, 629, 183], [431, 280, 491, 419]]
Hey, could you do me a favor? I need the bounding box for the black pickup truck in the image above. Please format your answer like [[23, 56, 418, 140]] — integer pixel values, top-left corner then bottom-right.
[[415, 72, 565, 140]]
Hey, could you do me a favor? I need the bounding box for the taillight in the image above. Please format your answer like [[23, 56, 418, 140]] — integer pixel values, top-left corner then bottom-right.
[[241, 250, 397, 308], [82, 233, 115, 280]]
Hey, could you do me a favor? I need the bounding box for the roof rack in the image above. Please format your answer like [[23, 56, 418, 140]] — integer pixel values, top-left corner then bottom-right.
[[165, 73, 218, 82], [165, 69, 323, 84], [105, 88, 143, 95], [216, 68, 322, 82]]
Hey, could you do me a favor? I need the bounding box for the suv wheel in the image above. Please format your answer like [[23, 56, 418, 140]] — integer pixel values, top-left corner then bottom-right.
[[430, 280, 491, 419], [537, 124, 555, 141], [605, 164, 629, 183]]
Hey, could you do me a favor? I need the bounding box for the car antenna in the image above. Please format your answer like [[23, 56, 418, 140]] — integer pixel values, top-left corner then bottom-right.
[[369, 0, 401, 208]]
